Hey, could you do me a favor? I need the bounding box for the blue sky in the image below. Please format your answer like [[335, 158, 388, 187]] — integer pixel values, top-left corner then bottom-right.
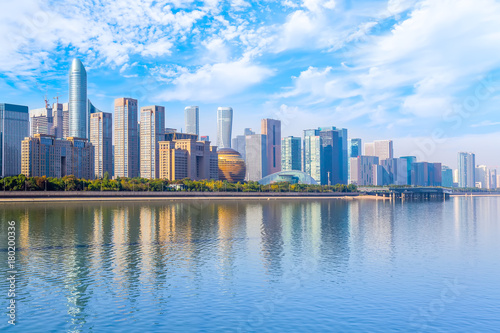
[[1, 0, 500, 169]]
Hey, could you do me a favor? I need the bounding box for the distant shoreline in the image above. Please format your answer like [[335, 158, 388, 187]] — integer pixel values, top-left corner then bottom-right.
[[1, 191, 498, 203]]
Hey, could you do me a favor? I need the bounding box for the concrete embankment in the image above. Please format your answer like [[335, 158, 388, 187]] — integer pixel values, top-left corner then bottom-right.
[[0, 191, 360, 202]]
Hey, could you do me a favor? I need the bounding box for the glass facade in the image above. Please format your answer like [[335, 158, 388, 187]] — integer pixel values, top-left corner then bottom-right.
[[281, 136, 301, 171], [114, 98, 139, 178], [1, 103, 29, 177], [69, 58, 88, 139], [217, 148, 246, 182], [258, 171, 318, 185], [217, 107, 233, 149], [185, 106, 199, 136]]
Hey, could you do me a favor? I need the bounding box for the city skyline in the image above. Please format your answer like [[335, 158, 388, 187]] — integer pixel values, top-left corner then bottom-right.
[[1, 1, 500, 169]]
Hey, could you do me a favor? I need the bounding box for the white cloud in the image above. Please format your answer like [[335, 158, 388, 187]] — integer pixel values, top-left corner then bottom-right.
[[157, 59, 274, 101]]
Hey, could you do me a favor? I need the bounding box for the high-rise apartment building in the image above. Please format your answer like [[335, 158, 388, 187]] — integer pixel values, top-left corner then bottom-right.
[[90, 112, 113, 178], [140, 105, 165, 179], [21, 134, 94, 179], [281, 136, 301, 171], [114, 98, 139, 178], [458, 152, 475, 188], [185, 106, 199, 137], [365, 140, 393, 161], [217, 107, 233, 149], [69, 58, 88, 139], [262, 119, 281, 175], [245, 134, 267, 181], [1, 103, 29, 177], [303, 129, 322, 183], [30, 106, 54, 137], [490, 169, 497, 189]]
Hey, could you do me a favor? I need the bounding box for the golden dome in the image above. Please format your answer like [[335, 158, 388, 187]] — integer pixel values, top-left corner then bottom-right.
[[217, 148, 246, 183]]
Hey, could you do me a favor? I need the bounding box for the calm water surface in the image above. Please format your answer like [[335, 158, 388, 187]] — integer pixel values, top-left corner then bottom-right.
[[1, 197, 499, 332]]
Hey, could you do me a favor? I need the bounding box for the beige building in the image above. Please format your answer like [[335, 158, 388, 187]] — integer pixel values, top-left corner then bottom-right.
[[21, 134, 94, 179], [159, 135, 218, 181], [140, 105, 165, 179], [114, 98, 139, 178], [90, 112, 113, 178], [364, 140, 393, 162]]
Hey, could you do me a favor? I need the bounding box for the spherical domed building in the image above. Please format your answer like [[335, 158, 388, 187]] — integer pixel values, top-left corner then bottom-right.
[[217, 148, 246, 183]]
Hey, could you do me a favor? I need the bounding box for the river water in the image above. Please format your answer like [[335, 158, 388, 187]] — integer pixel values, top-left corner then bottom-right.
[[1, 197, 499, 332]]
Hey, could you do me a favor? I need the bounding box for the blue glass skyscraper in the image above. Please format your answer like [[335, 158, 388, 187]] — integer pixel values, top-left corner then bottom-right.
[[69, 58, 88, 138]]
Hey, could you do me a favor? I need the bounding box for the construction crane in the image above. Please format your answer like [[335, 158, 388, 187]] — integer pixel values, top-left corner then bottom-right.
[[53, 95, 61, 105]]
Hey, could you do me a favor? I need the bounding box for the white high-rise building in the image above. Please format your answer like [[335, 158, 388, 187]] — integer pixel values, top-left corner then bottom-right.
[[364, 140, 393, 161], [458, 152, 475, 188], [140, 105, 165, 179], [217, 107, 233, 149], [114, 98, 139, 178], [475, 165, 491, 189], [185, 106, 199, 137]]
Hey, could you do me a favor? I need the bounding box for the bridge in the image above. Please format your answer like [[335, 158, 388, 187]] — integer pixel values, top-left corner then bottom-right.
[[361, 187, 452, 200]]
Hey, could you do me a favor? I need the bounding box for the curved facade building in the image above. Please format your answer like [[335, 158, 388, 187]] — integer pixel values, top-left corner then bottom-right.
[[69, 58, 88, 138], [217, 107, 232, 149], [217, 148, 246, 183], [258, 171, 319, 185], [185, 106, 199, 136]]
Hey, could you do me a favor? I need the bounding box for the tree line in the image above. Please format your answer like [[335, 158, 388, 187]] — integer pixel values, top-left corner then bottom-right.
[[0, 173, 358, 193]]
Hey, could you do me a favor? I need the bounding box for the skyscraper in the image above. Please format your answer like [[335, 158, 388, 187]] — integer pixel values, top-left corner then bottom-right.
[[365, 140, 393, 161], [303, 129, 322, 183], [1, 103, 29, 177], [232, 128, 254, 161], [281, 136, 301, 171], [400, 156, 417, 185], [185, 106, 199, 137], [475, 165, 490, 189], [349, 138, 362, 158], [349, 156, 379, 186], [69, 58, 88, 138], [90, 112, 113, 178], [114, 98, 139, 178], [381, 158, 409, 185], [458, 152, 475, 188], [30, 105, 54, 136], [245, 134, 267, 181], [140, 106, 165, 179], [217, 107, 233, 149], [319, 129, 342, 185], [411, 162, 442, 187], [442, 165, 453, 188], [262, 119, 281, 175]]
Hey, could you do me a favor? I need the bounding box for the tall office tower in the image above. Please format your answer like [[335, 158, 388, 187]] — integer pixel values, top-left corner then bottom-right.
[[232, 128, 254, 161], [491, 169, 497, 189], [458, 152, 475, 188], [114, 98, 139, 178], [30, 105, 54, 136], [400, 156, 417, 185], [217, 107, 233, 149], [364, 140, 393, 161], [381, 158, 408, 185], [411, 162, 442, 186], [52, 103, 64, 138], [69, 58, 88, 138], [90, 112, 113, 178], [320, 127, 348, 184], [22, 134, 94, 179], [319, 129, 341, 185], [88, 100, 102, 137], [262, 119, 281, 175], [349, 138, 362, 157], [185, 106, 199, 137], [140, 106, 165, 179], [281, 136, 301, 171], [349, 156, 379, 186], [1, 103, 29, 177], [453, 169, 459, 184], [245, 134, 267, 181], [441, 165, 454, 187], [475, 165, 491, 189], [303, 129, 322, 183]]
